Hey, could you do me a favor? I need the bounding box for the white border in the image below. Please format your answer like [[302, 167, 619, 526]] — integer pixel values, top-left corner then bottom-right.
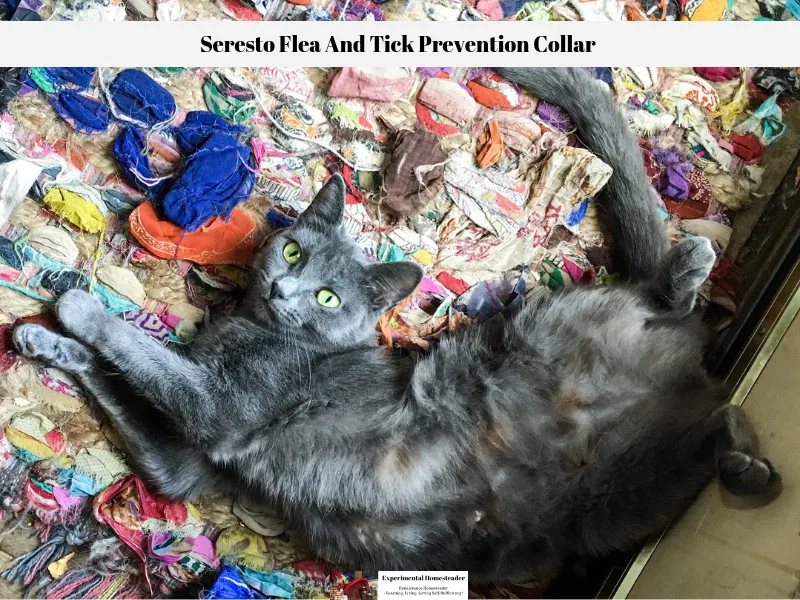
[[0, 21, 799, 67]]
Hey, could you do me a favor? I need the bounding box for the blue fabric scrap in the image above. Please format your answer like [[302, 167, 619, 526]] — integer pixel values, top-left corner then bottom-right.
[[0, 0, 20, 16], [29, 68, 96, 92], [20, 70, 35, 92], [108, 69, 176, 127], [564, 198, 589, 228], [176, 110, 247, 155], [584, 67, 614, 84], [161, 131, 256, 231], [0, 236, 22, 269], [10, 6, 40, 19], [50, 90, 110, 134], [266, 208, 295, 230], [113, 126, 172, 197], [69, 472, 104, 496], [239, 567, 296, 599], [204, 566, 266, 599], [498, 0, 528, 17]]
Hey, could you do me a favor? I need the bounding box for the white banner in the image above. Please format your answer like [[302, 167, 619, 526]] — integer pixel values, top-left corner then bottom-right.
[[378, 571, 468, 599], [0, 21, 798, 67]]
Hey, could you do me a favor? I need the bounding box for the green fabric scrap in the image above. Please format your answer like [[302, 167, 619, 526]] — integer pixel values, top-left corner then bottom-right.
[[28, 68, 56, 94], [203, 72, 257, 124]]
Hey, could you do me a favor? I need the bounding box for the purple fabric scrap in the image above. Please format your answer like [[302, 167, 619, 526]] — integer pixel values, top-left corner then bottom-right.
[[536, 101, 573, 132], [454, 275, 526, 321], [122, 309, 171, 344]]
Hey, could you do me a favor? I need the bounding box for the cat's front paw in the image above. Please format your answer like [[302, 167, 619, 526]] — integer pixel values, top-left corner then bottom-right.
[[56, 289, 107, 344], [14, 323, 55, 359], [13, 323, 93, 372]]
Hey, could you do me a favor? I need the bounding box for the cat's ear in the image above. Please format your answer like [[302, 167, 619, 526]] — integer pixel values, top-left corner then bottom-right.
[[295, 174, 346, 231], [365, 262, 424, 312]]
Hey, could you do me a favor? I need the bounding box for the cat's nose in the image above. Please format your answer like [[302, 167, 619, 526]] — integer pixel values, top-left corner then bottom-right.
[[269, 281, 285, 300]]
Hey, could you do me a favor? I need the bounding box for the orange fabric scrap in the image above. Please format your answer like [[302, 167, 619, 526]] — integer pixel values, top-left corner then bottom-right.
[[129, 201, 256, 266], [476, 119, 504, 169], [466, 80, 511, 109]]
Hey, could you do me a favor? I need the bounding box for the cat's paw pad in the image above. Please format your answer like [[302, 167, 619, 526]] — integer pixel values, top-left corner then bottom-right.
[[56, 289, 106, 342], [14, 324, 57, 359], [12, 324, 91, 371], [719, 451, 781, 497]]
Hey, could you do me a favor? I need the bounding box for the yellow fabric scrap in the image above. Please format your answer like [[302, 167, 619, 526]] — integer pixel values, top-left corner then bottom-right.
[[43, 188, 106, 234], [4, 427, 56, 459], [411, 248, 434, 266], [679, 0, 725, 20], [48, 552, 75, 579], [216, 525, 271, 571], [713, 77, 750, 135], [4, 412, 71, 467], [42, 187, 107, 290], [215, 264, 249, 289], [187, 502, 202, 522]]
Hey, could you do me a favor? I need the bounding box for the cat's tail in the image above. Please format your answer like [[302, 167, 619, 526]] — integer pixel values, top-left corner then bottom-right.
[[494, 67, 666, 282]]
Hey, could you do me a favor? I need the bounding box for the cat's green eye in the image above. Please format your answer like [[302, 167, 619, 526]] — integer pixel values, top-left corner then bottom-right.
[[283, 242, 302, 265], [316, 289, 340, 308]]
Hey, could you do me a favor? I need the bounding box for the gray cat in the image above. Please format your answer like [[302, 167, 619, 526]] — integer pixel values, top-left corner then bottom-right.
[[13, 68, 779, 582]]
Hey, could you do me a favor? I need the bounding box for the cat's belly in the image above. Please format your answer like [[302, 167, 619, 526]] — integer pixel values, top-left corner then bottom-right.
[[261, 286, 711, 570]]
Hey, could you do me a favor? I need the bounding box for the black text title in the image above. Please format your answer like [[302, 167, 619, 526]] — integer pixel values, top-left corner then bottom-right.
[[200, 34, 597, 54]]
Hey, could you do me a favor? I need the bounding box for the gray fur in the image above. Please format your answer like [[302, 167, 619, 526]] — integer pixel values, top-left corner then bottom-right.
[[14, 68, 778, 581]]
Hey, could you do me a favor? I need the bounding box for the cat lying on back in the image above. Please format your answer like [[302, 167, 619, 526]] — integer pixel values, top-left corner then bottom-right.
[[14, 68, 779, 581]]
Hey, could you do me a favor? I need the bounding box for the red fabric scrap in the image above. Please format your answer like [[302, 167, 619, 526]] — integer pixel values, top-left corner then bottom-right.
[[343, 578, 369, 597], [693, 68, 741, 82], [436, 272, 470, 296], [730, 133, 764, 162], [323, 163, 365, 205], [93, 475, 193, 593], [293, 560, 331, 588], [415, 104, 461, 136], [219, 0, 263, 19], [43, 429, 65, 454], [475, 0, 503, 19], [0, 325, 18, 372], [14, 312, 62, 333], [25, 479, 59, 512]]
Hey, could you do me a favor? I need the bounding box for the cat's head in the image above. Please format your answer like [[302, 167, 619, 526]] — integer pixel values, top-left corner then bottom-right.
[[245, 175, 423, 347]]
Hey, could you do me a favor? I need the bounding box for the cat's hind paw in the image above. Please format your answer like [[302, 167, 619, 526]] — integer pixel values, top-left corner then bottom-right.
[[719, 451, 782, 497], [666, 237, 716, 293], [653, 236, 716, 314]]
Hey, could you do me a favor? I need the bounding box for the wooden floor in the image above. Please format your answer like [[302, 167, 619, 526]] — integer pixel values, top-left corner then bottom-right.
[[628, 311, 800, 599]]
